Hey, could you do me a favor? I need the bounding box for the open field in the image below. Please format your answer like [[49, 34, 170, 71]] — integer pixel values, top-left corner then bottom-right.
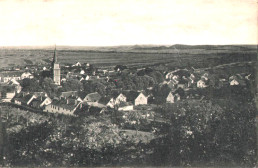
[[0, 45, 256, 68]]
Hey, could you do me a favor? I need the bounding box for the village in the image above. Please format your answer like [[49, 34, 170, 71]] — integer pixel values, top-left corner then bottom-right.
[[0, 48, 255, 167], [0, 48, 253, 117]]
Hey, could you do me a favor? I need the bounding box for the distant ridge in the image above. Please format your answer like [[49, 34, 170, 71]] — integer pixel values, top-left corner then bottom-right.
[[0, 44, 256, 52]]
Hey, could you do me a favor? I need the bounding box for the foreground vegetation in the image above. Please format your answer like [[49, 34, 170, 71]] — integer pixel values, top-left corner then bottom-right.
[[0, 84, 256, 167]]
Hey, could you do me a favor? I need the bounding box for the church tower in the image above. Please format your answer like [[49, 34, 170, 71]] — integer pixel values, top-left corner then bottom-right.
[[52, 46, 61, 85]]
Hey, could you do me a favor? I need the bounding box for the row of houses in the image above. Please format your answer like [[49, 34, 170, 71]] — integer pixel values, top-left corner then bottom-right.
[[46, 91, 145, 116], [0, 71, 34, 83], [165, 69, 249, 90], [10, 90, 148, 116]]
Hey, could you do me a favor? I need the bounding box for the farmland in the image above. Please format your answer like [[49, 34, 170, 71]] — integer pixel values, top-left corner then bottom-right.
[[0, 45, 256, 69]]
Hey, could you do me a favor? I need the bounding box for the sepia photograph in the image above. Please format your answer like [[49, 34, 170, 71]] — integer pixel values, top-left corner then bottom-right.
[[0, 0, 257, 167]]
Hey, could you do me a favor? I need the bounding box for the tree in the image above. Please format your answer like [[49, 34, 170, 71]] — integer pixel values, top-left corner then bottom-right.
[[21, 78, 43, 92], [151, 99, 256, 167], [62, 79, 83, 92], [82, 81, 106, 95], [41, 78, 58, 98]]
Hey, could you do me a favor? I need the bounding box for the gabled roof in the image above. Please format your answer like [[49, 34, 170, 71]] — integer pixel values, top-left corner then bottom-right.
[[15, 94, 34, 104], [85, 92, 102, 101], [33, 92, 47, 97], [118, 101, 133, 107], [7, 79, 20, 85], [77, 91, 87, 100], [30, 99, 41, 107], [123, 91, 144, 102], [60, 91, 78, 98], [74, 103, 104, 115], [98, 96, 112, 105], [51, 98, 80, 111]]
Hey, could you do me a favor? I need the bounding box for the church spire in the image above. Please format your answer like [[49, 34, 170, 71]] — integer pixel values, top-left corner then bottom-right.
[[53, 45, 57, 63]]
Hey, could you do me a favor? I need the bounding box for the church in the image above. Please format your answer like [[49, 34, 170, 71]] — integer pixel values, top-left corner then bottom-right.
[[51, 47, 61, 85]]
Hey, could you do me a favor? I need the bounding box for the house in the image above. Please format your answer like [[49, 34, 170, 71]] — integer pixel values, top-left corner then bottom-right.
[[72, 62, 81, 67], [44, 98, 81, 116], [85, 75, 90, 81], [74, 102, 105, 116], [75, 91, 86, 102], [187, 74, 195, 87], [21, 72, 34, 79], [124, 91, 147, 106], [229, 79, 239, 86], [33, 92, 48, 97], [30, 96, 52, 109], [167, 79, 178, 89], [112, 92, 127, 105], [245, 74, 253, 80], [80, 69, 85, 75], [14, 94, 37, 105], [83, 92, 102, 102], [177, 80, 188, 89], [201, 72, 209, 81], [197, 80, 208, 88], [7, 79, 22, 93], [97, 92, 126, 108], [155, 90, 180, 104], [98, 96, 115, 108], [229, 75, 245, 86], [166, 92, 180, 103], [61, 78, 67, 83], [0, 71, 22, 83], [1, 87, 16, 103], [60, 91, 78, 98]]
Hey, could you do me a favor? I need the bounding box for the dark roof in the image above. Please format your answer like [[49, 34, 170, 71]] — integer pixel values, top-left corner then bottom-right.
[[33, 92, 47, 97], [110, 91, 125, 99], [74, 103, 104, 116], [60, 91, 78, 98], [178, 79, 188, 85], [119, 101, 132, 107], [78, 91, 87, 99], [98, 96, 112, 105], [15, 94, 34, 103], [123, 91, 141, 102], [35, 96, 48, 102], [30, 99, 41, 107], [23, 94, 33, 102], [52, 98, 80, 111]]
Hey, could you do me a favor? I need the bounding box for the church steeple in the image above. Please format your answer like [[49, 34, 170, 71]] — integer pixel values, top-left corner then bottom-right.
[[52, 45, 61, 85], [53, 45, 57, 63]]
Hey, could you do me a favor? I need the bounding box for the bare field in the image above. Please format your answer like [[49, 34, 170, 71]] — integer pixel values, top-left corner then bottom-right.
[[0, 45, 256, 68]]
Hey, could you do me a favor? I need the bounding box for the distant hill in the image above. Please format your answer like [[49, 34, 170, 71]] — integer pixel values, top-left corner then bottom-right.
[[1, 44, 256, 53]]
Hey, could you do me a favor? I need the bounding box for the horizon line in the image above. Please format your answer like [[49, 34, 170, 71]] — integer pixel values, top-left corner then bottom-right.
[[0, 43, 257, 48]]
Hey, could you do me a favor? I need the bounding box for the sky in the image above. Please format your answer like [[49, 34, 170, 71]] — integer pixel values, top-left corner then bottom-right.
[[0, 0, 257, 46]]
